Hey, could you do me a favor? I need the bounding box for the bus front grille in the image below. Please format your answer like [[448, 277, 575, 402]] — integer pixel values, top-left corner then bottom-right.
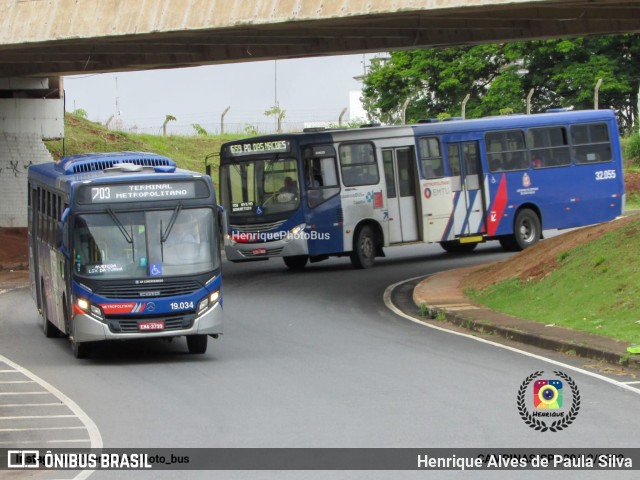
[[231, 220, 286, 233], [96, 280, 202, 299]]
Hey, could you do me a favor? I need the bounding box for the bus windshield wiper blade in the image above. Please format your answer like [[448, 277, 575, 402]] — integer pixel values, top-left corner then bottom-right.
[[161, 203, 182, 243], [106, 208, 133, 244]]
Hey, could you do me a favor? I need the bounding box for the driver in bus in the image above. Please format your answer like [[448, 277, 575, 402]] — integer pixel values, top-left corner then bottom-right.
[[280, 176, 298, 194]]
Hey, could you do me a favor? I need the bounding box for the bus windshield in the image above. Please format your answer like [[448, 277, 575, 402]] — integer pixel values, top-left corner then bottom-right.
[[73, 207, 219, 279], [221, 157, 300, 217]]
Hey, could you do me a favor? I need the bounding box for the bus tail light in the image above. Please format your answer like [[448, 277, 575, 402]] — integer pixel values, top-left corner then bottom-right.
[[198, 290, 221, 315]]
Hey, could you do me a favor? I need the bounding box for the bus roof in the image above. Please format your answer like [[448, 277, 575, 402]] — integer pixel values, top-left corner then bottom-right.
[[27, 151, 202, 192], [221, 109, 618, 151]]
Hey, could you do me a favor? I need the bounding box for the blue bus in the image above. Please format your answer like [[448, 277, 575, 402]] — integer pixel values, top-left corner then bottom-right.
[[219, 109, 625, 269], [28, 152, 223, 358]]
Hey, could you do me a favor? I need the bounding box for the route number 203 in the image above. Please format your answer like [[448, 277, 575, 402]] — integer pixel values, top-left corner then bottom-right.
[[595, 170, 617, 181], [91, 187, 111, 200]]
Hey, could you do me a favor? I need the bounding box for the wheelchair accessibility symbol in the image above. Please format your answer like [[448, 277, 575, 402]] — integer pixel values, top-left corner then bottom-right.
[[150, 264, 162, 276]]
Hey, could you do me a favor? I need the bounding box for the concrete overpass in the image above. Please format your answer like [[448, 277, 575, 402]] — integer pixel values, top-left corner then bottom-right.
[[1, 0, 640, 227], [1, 0, 639, 77]]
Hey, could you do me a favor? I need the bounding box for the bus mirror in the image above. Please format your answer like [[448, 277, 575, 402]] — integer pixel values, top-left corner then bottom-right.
[[217, 205, 228, 242], [58, 208, 71, 257]]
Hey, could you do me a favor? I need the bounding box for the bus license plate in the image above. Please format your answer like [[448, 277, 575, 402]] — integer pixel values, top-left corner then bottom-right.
[[252, 248, 267, 256], [139, 321, 164, 331]]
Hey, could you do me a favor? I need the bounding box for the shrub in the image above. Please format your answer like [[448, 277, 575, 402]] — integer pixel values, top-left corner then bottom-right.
[[622, 133, 640, 167]]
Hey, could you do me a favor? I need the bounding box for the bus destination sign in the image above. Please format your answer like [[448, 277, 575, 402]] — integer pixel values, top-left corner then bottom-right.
[[228, 140, 290, 156], [82, 182, 197, 204]]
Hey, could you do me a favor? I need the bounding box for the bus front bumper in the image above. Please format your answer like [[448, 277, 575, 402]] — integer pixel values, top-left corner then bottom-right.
[[224, 235, 308, 261], [71, 302, 223, 343]]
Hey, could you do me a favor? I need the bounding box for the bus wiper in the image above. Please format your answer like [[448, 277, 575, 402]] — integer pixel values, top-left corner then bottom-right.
[[106, 208, 133, 244], [161, 203, 183, 243]]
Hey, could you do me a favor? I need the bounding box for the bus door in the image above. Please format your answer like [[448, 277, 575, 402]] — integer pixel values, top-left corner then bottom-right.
[[382, 148, 419, 243], [447, 141, 485, 237]]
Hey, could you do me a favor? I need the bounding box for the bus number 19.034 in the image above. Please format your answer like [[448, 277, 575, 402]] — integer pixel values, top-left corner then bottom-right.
[[170, 301, 194, 310]]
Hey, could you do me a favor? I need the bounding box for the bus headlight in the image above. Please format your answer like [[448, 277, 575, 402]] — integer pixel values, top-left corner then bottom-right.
[[197, 290, 220, 315], [73, 298, 104, 321], [289, 223, 306, 236]]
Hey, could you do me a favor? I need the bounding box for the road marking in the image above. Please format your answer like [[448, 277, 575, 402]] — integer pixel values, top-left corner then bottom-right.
[[0, 414, 77, 420], [0, 391, 49, 395], [0, 438, 90, 445], [0, 354, 102, 480], [0, 426, 87, 432], [384, 276, 640, 396], [0, 380, 36, 384]]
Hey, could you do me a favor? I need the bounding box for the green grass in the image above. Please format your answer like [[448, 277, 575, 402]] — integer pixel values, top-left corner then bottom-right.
[[467, 218, 640, 343], [44, 114, 245, 192]]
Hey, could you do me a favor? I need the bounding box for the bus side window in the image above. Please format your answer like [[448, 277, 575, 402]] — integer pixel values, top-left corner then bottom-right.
[[571, 123, 612, 164], [419, 137, 443, 179], [338, 143, 379, 187], [305, 150, 340, 208]]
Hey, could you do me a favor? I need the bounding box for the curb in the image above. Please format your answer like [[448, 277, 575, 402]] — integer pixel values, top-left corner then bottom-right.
[[427, 306, 640, 370], [413, 268, 640, 371]]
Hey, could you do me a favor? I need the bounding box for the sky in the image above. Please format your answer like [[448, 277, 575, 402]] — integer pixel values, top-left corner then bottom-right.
[[63, 54, 376, 136]]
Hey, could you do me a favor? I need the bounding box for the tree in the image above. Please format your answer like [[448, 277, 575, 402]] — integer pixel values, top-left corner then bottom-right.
[[264, 104, 286, 133], [72, 108, 88, 119], [362, 34, 640, 131], [192, 123, 208, 136]]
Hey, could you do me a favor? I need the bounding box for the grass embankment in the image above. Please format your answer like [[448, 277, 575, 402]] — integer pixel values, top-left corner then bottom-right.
[[466, 215, 640, 344], [44, 114, 244, 190]]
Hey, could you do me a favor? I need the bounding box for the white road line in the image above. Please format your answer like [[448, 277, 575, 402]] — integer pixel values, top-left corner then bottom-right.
[[0, 415, 77, 420], [384, 276, 640, 396], [0, 426, 87, 432], [0, 380, 36, 384], [622, 381, 640, 385], [0, 354, 102, 480], [0, 403, 65, 408], [0, 391, 49, 395], [0, 439, 91, 445]]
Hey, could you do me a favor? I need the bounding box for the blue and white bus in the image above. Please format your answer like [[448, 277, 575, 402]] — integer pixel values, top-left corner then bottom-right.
[[28, 152, 223, 358], [219, 109, 624, 269]]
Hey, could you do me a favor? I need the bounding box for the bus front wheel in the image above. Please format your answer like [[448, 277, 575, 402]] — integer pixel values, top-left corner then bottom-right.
[[71, 339, 91, 359], [283, 255, 308, 270], [351, 226, 376, 269], [187, 334, 208, 354], [500, 209, 541, 251]]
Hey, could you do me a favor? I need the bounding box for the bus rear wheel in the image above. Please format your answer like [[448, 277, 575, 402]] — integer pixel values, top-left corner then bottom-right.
[[40, 285, 58, 338], [350, 225, 376, 269], [187, 334, 208, 354], [283, 255, 308, 270], [500, 209, 541, 251]]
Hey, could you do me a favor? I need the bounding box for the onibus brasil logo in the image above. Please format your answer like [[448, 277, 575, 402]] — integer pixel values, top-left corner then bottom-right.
[[517, 371, 580, 432]]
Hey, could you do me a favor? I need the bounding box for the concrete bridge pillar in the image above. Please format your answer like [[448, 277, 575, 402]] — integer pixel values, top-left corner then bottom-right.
[[0, 77, 63, 227]]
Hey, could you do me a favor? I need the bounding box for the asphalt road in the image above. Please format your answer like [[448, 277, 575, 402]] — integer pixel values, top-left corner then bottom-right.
[[1, 241, 639, 479]]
